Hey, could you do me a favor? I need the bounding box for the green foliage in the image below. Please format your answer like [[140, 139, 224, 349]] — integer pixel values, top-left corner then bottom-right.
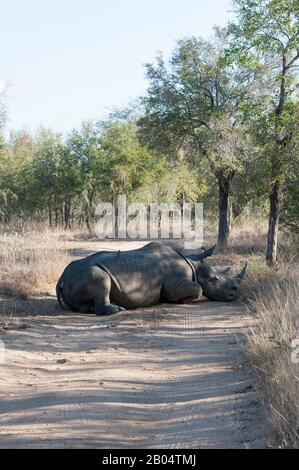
[[228, 0, 299, 157], [0, 121, 192, 229], [100, 122, 162, 201], [227, 0, 299, 82]]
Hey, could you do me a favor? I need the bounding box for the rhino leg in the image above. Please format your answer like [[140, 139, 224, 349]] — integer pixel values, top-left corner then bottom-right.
[[162, 280, 203, 303], [91, 267, 125, 316]]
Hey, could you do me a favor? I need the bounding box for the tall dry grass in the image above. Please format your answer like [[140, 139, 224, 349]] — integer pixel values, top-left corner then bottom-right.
[[0, 230, 71, 298], [243, 266, 299, 447]]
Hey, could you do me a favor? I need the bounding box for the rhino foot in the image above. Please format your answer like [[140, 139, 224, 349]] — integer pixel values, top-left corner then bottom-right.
[[96, 304, 125, 316]]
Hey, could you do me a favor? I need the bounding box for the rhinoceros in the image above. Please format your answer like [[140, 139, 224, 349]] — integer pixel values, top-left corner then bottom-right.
[[56, 242, 247, 315]]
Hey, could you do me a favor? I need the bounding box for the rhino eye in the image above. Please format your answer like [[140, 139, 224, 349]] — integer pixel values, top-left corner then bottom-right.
[[210, 276, 219, 283]]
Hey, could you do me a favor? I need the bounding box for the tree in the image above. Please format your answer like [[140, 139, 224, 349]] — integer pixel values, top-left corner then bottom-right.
[[67, 120, 166, 234], [29, 130, 71, 226], [0, 131, 35, 222], [138, 33, 256, 250], [228, 0, 299, 265], [279, 103, 299, 234], [0, 81, 6, 143], [100, 121, 167, 204], [0, 82, 8, 217], [67, 121, 104, 232]]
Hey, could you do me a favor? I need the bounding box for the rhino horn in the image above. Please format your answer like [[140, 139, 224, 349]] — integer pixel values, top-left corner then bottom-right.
[[220, 267, 231, 275], [198, 245, 216, 261], [233, 262, 248, 284]]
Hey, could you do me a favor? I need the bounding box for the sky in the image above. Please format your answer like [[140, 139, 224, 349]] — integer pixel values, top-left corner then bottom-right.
[[0, 0, 233, 135]]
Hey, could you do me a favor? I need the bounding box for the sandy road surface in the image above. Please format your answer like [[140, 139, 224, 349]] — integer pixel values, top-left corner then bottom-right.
[[0, 299, 270, 448]]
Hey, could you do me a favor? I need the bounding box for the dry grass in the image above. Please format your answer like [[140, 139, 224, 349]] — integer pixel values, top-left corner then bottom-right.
[[0, 230, 71, 298], [243, 266, 299, 448], [0, 220, 91, 242], [228, 220, 295, 258], [229, 219, 268, 254]]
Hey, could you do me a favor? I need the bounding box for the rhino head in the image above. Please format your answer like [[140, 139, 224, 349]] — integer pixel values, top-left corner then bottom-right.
[[188, 246, 247, 302]]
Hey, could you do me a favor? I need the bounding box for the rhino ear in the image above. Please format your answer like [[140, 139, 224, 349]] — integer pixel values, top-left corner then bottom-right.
[[198, 245, 216, 261]]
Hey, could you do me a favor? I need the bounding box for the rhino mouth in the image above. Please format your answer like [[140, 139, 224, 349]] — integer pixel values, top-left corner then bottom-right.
[[203, 290, 237, 302]]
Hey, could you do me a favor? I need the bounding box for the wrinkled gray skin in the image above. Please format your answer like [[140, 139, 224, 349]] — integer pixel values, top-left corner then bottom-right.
[[56, 242, 247, 315]]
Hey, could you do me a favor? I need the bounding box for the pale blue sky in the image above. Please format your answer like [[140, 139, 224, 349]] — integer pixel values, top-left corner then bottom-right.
[[1, 0, 232, 134]]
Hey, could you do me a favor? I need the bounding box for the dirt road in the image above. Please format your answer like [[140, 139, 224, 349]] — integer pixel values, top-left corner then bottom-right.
[[0, 298, 270, 448]]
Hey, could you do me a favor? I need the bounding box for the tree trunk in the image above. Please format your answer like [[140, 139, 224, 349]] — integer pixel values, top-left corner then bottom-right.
[[85, 202, 93, 236], [85, 212, 93, 236], [228, 196, 233, 231], [64, 200, 71, 230], [217, 174, 231, 251], [48, 195, 52, 227], [84, 190, 95, 236], [266, 179, 281, 266], [266, 55, 287, 266]]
